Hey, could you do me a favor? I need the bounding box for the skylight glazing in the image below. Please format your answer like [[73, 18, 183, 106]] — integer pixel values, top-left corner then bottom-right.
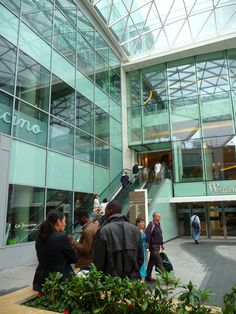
[[91, 0, 236, 60]]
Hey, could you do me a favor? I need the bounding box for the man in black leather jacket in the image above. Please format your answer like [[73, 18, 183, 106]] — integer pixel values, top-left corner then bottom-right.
[[93, 200, 144, 280]]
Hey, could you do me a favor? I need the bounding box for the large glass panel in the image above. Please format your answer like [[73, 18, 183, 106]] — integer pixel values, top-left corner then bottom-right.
[[6, 185, 45, 245], [196, 51, 229, 95], [74, 160, 94, 193], [109, 68, 120, 103], [46, 188, 73, 234], [19, 23, 51, 70], [53, 8, 76, 64], [49, 116, 74, 155], [75, 129, 94, 162], [127, 70, 141, 107], [47, 151, 73, 190], [204, 136, 236, 181], [0, 4, 19, 46], [77, 32, 94, 80], [95, 105, 109, 143], [0, 35, 16, 94], [0, 0, 21, 16], [55, 0, 77, 27], [224, 201, 236, 237], [208, 203, 224, 236], [109, 49, 120, 75], [200, 92, 234, 137], [76, 70, 94, 103], [77, 9, 94, 45], [168, 59, 197, 104], [173, 139, 203, 182], [51, 75, 75, 124], [0, 91, 13, 135], [95, 52, 109, 94], [95, 138, 110, 167], [13, 100, 48, 146], [128, 107, 142, 144], [16, 50, 50, 111], [110, 147, 122, 180], [9, 140, 46, 186], [76, 93, 94, 134], [22, 0, 53, 44], [228, 49, 236, 90], [110, 117, 122, 150], [95, 31, 109, 64]]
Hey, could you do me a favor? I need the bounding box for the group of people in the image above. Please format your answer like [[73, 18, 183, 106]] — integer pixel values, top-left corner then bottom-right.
[[33, 201, 166, 292]]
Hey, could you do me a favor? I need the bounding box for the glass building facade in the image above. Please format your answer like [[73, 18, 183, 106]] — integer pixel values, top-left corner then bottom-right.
[[127, 50, 236, 189], [0, 0, 122, 247], [1, 0, 236, 268]]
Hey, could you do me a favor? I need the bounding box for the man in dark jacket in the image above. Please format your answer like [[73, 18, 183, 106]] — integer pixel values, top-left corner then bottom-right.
[[145, 212, 165, 282], [93, 200, 144, 280], [120, 172, 130, 189]]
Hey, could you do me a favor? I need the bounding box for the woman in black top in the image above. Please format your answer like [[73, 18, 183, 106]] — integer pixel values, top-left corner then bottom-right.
[[33, 210, 77, 292]]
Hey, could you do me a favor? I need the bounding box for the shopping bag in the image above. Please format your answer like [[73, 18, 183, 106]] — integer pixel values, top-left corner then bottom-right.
[[160, 252, 173, 272]]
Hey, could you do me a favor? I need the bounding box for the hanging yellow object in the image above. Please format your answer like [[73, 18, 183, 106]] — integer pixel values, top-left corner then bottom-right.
[[144, 89, 153, 105]]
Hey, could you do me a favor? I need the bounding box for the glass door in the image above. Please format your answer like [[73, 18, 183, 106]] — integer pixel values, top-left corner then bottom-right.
[[191, 203, 207, 236], [208, 202, 224, 237], [177, 203, 191, 236], [224, 201, 236, 237]]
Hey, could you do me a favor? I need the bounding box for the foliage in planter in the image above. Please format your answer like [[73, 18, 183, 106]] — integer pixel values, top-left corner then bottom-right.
[[26, 265, 216, 314], [221, 284, 236, 314]]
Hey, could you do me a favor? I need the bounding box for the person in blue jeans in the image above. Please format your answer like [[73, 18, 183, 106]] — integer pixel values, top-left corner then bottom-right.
[[191, 214, 201, 244]]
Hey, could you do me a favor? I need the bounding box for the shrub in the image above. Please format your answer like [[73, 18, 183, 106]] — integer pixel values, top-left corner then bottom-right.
[[25, 265, 220, 314]]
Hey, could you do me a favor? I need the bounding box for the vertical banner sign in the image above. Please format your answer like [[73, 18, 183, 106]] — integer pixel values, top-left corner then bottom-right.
[[129, 189, 148, 227]]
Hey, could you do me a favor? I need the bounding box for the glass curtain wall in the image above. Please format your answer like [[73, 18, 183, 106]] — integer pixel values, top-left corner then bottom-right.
[[127, 48, 236, 183], [0, 1, 122, 246]]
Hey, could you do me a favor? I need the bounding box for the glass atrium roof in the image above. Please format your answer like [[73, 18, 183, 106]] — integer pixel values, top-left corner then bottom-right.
[[90, 0, 236, 61]]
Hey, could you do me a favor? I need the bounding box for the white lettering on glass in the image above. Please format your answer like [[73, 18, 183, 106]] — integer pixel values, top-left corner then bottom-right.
[[0, 110, 42, 134], [208, 183, 236, 193]]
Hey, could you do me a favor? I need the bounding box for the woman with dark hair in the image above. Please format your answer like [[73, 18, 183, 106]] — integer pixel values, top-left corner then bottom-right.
[[136, 217, 147, 281], [33, 210, 77, 292]]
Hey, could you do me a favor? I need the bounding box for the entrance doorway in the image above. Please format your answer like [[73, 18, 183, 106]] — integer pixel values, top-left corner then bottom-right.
[[177, 201, 236, 239], [140, 150, 172, 181]]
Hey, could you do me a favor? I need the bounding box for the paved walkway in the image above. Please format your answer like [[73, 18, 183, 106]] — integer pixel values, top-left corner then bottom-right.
[[0, 238, 236, 307]]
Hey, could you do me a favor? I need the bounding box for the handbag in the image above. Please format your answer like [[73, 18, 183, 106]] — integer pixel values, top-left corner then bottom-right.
[[160, 252, 173, 272]]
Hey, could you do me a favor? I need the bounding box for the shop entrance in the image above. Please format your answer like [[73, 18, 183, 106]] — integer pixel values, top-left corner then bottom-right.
[[140, 150, 172, 181], [177, 201, 236, 239]]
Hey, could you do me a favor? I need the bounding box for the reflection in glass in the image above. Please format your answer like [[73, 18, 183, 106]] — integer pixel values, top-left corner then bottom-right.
[[74, 191, 94, 233], [0, 35, 16, 94], [0, 0, 21, 16], [77, 33, 94, 80], [95, 52, 109, 94], [76, 93, 94, 134], [95, 138, 110, 167], [51, 75, 75, 124], [53, 8, 76, 64], [77, 9, 94, 46], [6, 185, 45, 245], [16, 50, 50, 111], [0, 91, 13, 135], [228, 49, 236, 90], [95, 105, 109, 143], [13, 100, 48, 146], [173, 140, 203, 182], [75, 129, 94, 162], [55, 0, 77, 27], [22, 0, 53, 44], [46, 188, 73, 234], [127, 71, 140, 107], [196, 52, 229, 95], [109, 68, 120, 103], [128, 107, 142, 144], [204, 136, 236, 181], [95, 31, 109, 63], [49, 116, 74, 155], [200, 92, 234, 137]]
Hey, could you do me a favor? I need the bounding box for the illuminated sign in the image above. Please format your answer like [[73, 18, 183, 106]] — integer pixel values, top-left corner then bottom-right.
[[0, 110, 43, 134]]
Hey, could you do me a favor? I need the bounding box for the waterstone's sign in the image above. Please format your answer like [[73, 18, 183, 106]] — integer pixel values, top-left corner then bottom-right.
[[208, 182, 236, 194], [0, 109, 43, 134]]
